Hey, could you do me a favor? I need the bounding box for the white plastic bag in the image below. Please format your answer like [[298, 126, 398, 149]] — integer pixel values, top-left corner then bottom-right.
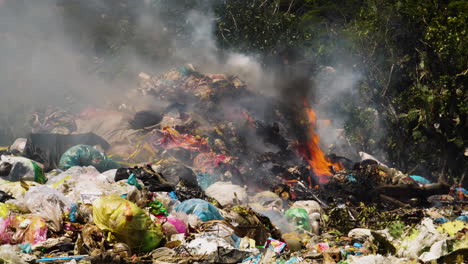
[[397, 218, 447, 259], [46, 166, 128, 204], [0, 244, 28, 264], [205, 182, 248, 206], [10, 185, 72, 232], [0, 155, 46, 183]]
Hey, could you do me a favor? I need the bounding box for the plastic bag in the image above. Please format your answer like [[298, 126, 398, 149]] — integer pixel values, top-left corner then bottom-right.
[[10, 138, 27, 153], [11, 185, 72, 232], [166, 216, 187, 235], [186, 235, 233, 256], [0, 203, 16, 219], [196, 173, 220, 190], [162, 215, 188, 238], [174, 199, 224, 222], [409, 175, 432, 185], [0, 203, 7, 218], [0, 217, 12, 244], [285, 208, 311, 232], [437, 220, 468, 236], [0, 155, 46, 183], [397, 218, 446, 259], [205, 182, 248, 206], [0, 244, 28, 264], [47, 166, 100, 187], [251, 191, 283, 211], [290, 200, 321, 232], [0, 180, 39, 198], [2, 215, 48, 245], [92, 195, 163, 252], [58, 144, 121, 172], [46, 166, 129, 204], [290, 200, 321, 215], [0, 190, 14, 203]]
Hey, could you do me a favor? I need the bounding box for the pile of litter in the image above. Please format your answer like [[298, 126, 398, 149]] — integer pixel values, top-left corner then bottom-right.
[[0, 66, 466, 263]]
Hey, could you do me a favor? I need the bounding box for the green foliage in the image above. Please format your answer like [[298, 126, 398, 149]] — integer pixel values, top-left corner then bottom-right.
[[215, 0, 306, 58], [335, 0, 467, 181], [344, 107, 382, 152], [324, 203, 401, 234], [387, 221, 405, 238]]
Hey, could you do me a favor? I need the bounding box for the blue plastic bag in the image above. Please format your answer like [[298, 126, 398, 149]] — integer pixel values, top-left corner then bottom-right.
[[196, 173, 220, 190], [174, 199, 223, 222], [434, 218, 449, 224], [455, 215, 468, 223], [409, 175, 432, 185], [58, 144, 121, 172]]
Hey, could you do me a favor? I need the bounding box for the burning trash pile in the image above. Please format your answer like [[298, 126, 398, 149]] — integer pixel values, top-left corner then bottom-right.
[[0, 66, 466, 264]]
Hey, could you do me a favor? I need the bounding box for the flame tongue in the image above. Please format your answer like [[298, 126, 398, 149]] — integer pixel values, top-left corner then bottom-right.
[[303, 102, 343, 184]]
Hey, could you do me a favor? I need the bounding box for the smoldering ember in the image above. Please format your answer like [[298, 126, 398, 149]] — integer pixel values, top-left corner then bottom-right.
[[0, 1, 466, 264]]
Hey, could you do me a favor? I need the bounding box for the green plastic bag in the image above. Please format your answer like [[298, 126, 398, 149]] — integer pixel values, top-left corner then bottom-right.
[[92, 195, 163, 252], [285, 208, 311, 232], [58, 145, 121, 172]]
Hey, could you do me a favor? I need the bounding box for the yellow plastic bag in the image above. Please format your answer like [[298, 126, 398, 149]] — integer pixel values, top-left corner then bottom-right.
[[92, 195, 163, 252], [0, 203, 16, 218], [0, 203, 9, 218], [0, 180, 39, 198], [437, 220, 468, 236]]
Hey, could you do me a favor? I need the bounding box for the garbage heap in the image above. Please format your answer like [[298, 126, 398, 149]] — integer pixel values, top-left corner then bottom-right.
[[0, 66, 466, 264]]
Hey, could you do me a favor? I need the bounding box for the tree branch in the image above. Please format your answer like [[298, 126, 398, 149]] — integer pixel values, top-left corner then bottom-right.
[[381, 64, 394, 97], [286, 0, 295, 14]]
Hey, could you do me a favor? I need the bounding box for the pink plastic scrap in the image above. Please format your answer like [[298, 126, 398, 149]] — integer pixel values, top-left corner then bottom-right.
[[149, 127, 210, 152]]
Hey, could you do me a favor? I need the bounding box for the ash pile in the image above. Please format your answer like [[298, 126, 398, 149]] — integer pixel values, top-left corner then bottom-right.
[[0, 66, 466, 264]]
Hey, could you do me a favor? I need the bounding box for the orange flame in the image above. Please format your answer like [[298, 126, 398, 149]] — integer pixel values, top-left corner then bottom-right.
[[303, 101, 343, 184]]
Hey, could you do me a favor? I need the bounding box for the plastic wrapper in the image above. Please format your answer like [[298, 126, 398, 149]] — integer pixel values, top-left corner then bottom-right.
[[148, 200, 168, 217], [174, 198, 224, 222], [92, 195, 163, 252], [265, 237, 287, 254], [58, 144, 121, 172]]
